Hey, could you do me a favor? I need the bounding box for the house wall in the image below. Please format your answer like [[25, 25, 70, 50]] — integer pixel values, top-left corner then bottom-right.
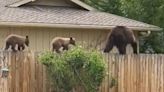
[[0, 27, 136, 54]]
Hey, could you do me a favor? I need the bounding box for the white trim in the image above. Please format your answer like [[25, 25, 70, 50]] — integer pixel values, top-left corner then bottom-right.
[[0, 21, 162, 31], [70, 0, 97, 11], [7, 0, 35, 7]]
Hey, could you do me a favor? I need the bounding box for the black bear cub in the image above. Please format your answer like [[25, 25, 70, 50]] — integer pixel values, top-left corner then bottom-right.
[[51, 37, 76, 53], [104, 26, 137, 54], [4, 34, 29, 52]]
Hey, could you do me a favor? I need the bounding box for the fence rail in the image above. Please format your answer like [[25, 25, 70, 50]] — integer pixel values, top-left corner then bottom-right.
[[0, 52, 164, 92]]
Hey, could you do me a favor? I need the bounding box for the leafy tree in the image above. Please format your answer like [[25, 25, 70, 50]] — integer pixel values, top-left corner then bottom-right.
[[84, 0, 164, 53], [84, 0, 122, 15], [39, 46, 106, 92], [120, 0, 164, 53]]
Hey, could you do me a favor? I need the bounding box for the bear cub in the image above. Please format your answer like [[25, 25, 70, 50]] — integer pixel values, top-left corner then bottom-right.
[[51, 37, 76, 53], [4, 34, 29, 52]]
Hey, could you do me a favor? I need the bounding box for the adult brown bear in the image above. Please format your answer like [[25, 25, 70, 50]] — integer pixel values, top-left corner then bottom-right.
[[103, 26, 137, 54], [4, 34, 29, 52], [51, 37, 76, 53]]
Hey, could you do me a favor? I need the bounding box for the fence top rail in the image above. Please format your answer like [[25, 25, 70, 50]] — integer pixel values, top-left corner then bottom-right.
[[0, 50, 164, 56]]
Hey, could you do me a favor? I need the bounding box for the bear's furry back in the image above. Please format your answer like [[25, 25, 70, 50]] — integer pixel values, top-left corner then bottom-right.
[[110, 26, 135, 44], [51, 37, 70, 45], [5, 34, 26, 44]]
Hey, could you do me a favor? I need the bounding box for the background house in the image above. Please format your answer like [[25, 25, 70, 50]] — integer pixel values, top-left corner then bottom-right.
[[0, 0, 161, 53]]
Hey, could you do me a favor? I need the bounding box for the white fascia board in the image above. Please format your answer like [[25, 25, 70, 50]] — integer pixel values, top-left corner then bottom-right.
[[70, 0, 97, 11], [0, 21, 162, 31], [7, 0, 36, 7]]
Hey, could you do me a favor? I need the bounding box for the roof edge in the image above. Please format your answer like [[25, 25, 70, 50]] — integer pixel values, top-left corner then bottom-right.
[[7, 0, 35, 7], [70, 0, 97, 11], [0, 21, 162, 31]]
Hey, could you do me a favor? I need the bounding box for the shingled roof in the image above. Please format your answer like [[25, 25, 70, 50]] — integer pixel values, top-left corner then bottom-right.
[[0, 0, 162, 31]]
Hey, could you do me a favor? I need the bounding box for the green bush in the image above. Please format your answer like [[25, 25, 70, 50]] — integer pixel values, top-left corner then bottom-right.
[[39, 46, 106, 92]]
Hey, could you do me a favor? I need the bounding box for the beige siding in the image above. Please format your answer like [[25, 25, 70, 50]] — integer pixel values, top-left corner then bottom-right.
[[0, 27, 137, 54]]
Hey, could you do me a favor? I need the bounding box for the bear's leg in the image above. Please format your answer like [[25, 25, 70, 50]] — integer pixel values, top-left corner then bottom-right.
[[117, 45, 126, 55], [52, 44, 62, 53], [55, 49, 60, 53], [18, 46, 21, 51], [52, 45, 58, 52], [18, 45, 24, 51], [21, 45, 25, 51], [131, 41, 137, 54], [103, 37, 114, 53], [63, 46, 68, 51], [4, 42, 10, 50], [11, 44, 17, 52]]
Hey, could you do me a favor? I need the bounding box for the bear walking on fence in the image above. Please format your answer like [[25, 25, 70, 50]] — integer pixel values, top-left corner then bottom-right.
[[4, 34, 29, 52], [51, 37, 76, 53], [103, 26, 137, 54]]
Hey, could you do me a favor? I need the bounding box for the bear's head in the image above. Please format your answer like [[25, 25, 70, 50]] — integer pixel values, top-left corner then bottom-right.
[[69, 37, 76, 46], [25, 35, 29, 46]]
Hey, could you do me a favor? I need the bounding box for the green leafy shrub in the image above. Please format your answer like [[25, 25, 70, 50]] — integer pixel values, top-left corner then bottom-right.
[[39, 46, 106, 92]]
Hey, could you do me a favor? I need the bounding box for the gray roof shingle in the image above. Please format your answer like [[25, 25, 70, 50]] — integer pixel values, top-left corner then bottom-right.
[[0, 0, 162, 31]]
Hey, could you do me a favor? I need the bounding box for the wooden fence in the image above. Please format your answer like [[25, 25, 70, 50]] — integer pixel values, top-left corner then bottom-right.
[[0, 52, 163, 92]]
